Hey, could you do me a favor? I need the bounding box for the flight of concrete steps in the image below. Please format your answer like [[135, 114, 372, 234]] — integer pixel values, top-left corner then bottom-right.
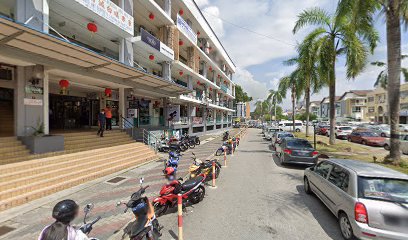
[[0, 142, 158, 211], [0, 130, 136, 165]]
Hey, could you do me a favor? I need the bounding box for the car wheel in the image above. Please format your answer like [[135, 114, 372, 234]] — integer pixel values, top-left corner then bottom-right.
[[381, 133, 386, 137], [304, 177, 312, 195], [335, 133, 338, 139], [339, 213, 357, 240], [347, 138, 351, 142], [384, 144, 390, 151], [295, 128, 300, 132], [362, 140, 367, 145]]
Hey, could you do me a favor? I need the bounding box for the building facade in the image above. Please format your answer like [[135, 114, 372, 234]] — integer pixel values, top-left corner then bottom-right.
[[338, 90, 371, 122], [0, 0, 235, 138], [320, 96, 341, 121]]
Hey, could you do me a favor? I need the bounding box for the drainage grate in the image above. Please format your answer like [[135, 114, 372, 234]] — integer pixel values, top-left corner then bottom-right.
[[0, 226, 15, 237], [106, 177, 127, 185]]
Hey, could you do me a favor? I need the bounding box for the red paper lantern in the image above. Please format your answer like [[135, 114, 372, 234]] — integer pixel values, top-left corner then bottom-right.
[[209, 66, 213, 71], [105, 88, 112, 97], [179, 71, 184, 76], [210, 87, 213, 91], [179, 40, 184, 46], [197, 81, 201, 85], [179, 9, 184, 15], [218, 74, 220, 77], [149, 54, 155, 61], [59, 79, 69, 88], [87, 22, 98, 33], [149, 13, 155, 20], [197, 31, 200, 36]]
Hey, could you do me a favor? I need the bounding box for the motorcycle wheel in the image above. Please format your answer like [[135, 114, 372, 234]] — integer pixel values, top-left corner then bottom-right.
[[196, 139, 200, 145], [190, 186, 205, 204], [215, 165, 221, 179], [215, 149, 223, 156], [153, 202, 168, 217], [189, 141, 196, 149]]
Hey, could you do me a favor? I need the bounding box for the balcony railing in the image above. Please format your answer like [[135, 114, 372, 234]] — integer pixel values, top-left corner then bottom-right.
[[171, 117, 190, 126]]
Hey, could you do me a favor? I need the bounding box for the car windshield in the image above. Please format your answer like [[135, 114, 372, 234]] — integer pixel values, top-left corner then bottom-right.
[[279, 133, 294, 138], [339, 127, 352, 131], [360, 132, 379, 137], [358, 177, 408, 203], [287, 140, 312, 148]]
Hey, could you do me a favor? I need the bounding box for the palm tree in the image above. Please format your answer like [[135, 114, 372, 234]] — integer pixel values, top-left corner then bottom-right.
[[337, 0, 408, 161], [267, 90, 283, 121], [284, 39, 324, 137], [371, 55, 408, 89], [293, 7, 378, 144], [278, 70, 302, 132]]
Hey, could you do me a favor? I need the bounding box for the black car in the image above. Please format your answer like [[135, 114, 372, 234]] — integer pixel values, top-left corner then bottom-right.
[[275, 138, 318, 165]]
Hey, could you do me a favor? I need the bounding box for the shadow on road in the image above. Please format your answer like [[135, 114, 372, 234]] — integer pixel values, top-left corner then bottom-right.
[[272, 154, 311, 171]]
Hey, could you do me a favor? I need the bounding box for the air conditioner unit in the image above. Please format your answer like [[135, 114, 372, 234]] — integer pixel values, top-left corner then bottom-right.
[[0, 66, 14, 81]]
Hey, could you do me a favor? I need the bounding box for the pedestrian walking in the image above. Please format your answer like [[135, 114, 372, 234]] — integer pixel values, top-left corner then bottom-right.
[[105, 105, 112, 130], [97, 109, 106, 137]]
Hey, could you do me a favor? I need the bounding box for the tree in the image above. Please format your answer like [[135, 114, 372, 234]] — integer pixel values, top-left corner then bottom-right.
[[278, 70, 303, 132], [371, 55, 408, 89], [266, 90, 283, 121], [235, 85, 253, 103], [284, 38, 324, 137], [296, 112, 318, 121], [293, 7, 378, 144], [337, 0, 408, 162]]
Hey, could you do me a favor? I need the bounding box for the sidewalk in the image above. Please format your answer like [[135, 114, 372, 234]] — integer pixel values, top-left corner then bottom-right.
[[0, 130, 236, 240]]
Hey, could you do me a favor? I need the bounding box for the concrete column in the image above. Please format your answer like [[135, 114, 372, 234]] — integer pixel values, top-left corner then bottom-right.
[[203, 106, 207, 134], [187, 75, 193, 90], [119, 0, 134, 66], [164, 0, 171, 16], [162, 62, 171, 81], [163, 97, 169, 127], [119, 87, 126, 127], [43, 69, 49, 135], [16, 0, 49, 33], [202, 61, 207, 79], [187, 103, 193, 134]]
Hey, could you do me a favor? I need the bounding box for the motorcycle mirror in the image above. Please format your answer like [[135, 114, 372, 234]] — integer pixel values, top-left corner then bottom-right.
[[192, 152, 196, 156], [84, 203, 94, 214], [139, 177, 144, 185], [178, 177, 183, 181], [116, 201, 122, 207]]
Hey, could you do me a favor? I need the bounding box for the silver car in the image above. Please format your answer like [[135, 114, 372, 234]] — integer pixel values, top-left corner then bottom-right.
[[304, 159, 408, 240]]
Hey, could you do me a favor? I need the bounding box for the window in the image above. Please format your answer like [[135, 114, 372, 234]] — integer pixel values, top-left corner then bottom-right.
[[352, 106, 361, 113], [368, 107, 375, 113], [328, 166, 350, 192], [368, 97, 374, 102], [314, 162, 333, 178], [358, 177, 408, 203], [287, 140, 312, 148]]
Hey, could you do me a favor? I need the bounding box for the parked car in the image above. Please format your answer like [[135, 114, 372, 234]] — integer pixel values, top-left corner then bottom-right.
[[367, 124, 391, 137], [327, 126, 353, 139], [271, 132, 295, 147], [275, 138, 318, 165], [347, 131, 385, 146], [278, 120, 303, 132], [399, 124, 408, 132], [384, 134, 408, 154], [316, 125, 330, 136], [265, 127, 281, 140], [304, 159, 408, 240]]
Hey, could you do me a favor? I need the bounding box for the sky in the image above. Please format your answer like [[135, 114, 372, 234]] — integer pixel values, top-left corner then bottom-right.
[[195, 0, 408, 110]]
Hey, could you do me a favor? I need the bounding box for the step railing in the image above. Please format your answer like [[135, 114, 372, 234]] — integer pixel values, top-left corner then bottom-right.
[[142, 129, 160, 153], [120, 115, 135, 139]]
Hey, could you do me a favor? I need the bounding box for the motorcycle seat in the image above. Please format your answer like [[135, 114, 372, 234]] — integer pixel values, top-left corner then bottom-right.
[[181, 176, 204, 191], [125, 215, 149, 238]]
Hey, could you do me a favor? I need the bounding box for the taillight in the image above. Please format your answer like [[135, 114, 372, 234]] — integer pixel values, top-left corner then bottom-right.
[[283, 149, 292, 155], [355, 202, 368, 224], [312, 151, 319, 156], [338, 130, 342, 132]]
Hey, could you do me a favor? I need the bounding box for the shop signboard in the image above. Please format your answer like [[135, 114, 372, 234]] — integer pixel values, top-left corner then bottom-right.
[[167, 105, 180, 122], [24, 98, 43, 106], [127, 108, 137, 118], [176, 14, 197, 44], [141, 28, 160, 51], [25, 85, 43, 94], [72, 0, 134, 36], [192, 117, 203, 125]]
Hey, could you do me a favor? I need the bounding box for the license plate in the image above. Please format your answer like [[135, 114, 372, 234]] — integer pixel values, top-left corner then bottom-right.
[[297, 151, 309, 156]]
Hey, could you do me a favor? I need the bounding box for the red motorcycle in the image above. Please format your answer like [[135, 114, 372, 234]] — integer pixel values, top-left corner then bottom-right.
[[153, 174, 206, 216]]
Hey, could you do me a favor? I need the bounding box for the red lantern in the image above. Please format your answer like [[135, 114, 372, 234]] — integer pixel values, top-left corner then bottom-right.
[[197, 81, 201, 85], [197, 31, 200, 36], [59, 79, 69, 95], [149, 13, 155, 20], [87, 22, 98, 33], [179, 71, 184, 76], [218, 74, 220, 77], [105, 88, 112, 97], [209, 66, 213, 71], [210, 87, 213, 91], [149, 54, 155, 61], [179, 40, 184, 46], [179, 9, 184, 15]]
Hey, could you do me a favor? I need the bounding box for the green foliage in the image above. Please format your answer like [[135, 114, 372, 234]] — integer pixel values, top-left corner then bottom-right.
[[31, 120, 44, 137], [235, 85, 252, 103], [296, 112, 318, 121]]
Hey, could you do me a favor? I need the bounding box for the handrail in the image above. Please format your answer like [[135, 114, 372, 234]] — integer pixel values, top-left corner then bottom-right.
[[142, 129, 160, 153], [120, 115, 134, 139]]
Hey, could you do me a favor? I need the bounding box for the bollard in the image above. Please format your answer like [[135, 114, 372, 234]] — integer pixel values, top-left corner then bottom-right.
[[224, 149, 227, 167], [231, 140, 234, 156], [211, 161, 216, 188], [178, 194, 183, 240]]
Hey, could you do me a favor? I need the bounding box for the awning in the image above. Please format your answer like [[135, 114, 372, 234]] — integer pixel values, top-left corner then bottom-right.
[[0, 16, 190, 97]]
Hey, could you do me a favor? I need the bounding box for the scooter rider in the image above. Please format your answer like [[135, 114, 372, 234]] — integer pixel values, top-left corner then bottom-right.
[[38, 199, 90, 240]]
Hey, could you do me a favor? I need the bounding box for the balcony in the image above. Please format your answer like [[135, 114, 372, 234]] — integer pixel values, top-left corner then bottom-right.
[[135, 0, 173, 26], [171, 117, 190, 127], [132, 28, 174, 62]]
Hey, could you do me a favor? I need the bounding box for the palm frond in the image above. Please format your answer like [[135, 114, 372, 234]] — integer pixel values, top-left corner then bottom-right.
[[293, 8, 331, 34]]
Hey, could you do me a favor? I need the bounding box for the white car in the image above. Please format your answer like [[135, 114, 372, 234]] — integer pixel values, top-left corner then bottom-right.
[[329, 126, 353, 139], [368, 124, 391, 137], [384, 134, 408, 154], [265, 127, 281, 140], [399, 124, 408, 132], [278, 121, 303, 132]]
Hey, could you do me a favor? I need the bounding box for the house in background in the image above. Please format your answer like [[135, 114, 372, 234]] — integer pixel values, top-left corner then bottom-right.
[[338, 90, 372, 122], [320, 96, 341, 121], [309, 101, 321, 118]]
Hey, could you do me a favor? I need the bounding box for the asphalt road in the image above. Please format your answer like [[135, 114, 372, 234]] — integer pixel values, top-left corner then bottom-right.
[[158, 128, 344, 240]]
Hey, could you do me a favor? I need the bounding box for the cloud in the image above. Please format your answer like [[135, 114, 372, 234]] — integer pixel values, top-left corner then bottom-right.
[[233, 67, 269, 101], [201, 6, 224, 37], [195, 0, 209, 7]]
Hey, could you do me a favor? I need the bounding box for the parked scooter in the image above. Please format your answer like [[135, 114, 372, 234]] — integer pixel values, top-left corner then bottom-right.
[[163, 151, 181, 173], [117, 178, 162, 240], [80, 203, 101, 240], [222, 131, 229, 141], [182, 133, 201, 146], [215, 142, 232, 156], [189, 153, 221, 181], [153, 173, 206, 216], [158, 138, 187, 153]]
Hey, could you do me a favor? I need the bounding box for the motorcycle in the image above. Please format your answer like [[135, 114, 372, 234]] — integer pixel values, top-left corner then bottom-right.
[[163, 151, 181, 173], [158, 139, 187, 153], [79, 203, 101, 240], [222, 131, 229, 141], [153, 173, 206, 217], [117, 178, 162, 240], [215, 142, 232, 156], [180, 137, 195, 149], [182, 134, 200, 146], [189, 153, 221, 181]]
